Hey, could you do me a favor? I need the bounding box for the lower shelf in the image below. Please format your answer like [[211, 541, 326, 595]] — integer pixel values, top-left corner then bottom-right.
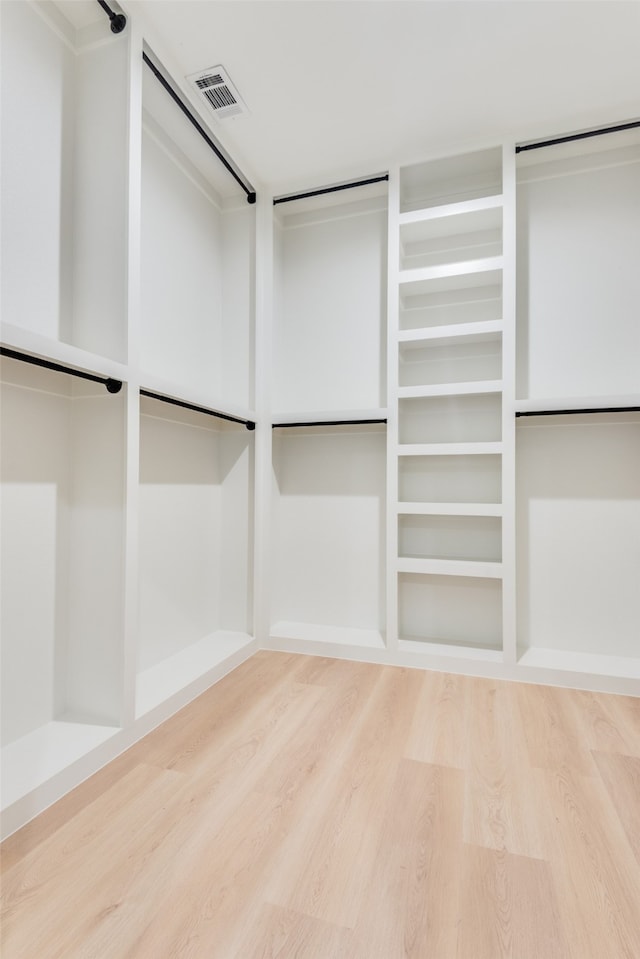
[[1, 719, 120, 812], [399, 638, 503, 662], [270, 621, 386, 651], [518, 647, 640, 682], [135, 631, 255, 718]]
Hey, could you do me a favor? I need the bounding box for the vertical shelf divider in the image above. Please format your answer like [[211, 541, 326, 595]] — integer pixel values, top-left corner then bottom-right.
[[121, 18, 144, 729], [386, 166, 401, 651], [501, 142, 517, 664]]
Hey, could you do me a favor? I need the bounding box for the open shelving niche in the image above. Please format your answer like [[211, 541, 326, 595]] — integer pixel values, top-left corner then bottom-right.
[[267, 179, 388, 652], [0, 358, 126, 831], [0, 1, 261, 838], [139, 47, 256, 418], [390, 145, 516, 663], [0, 0, 133, 838], [515, 126, 640, 689], [269, 423, 387, 654], [136, 396, 255, 717], [0, 0, 129, 369], [134, 44, 259, 717]]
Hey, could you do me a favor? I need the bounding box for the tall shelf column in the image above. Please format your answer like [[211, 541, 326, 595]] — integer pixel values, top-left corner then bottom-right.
[[389, 146, 514, 662]]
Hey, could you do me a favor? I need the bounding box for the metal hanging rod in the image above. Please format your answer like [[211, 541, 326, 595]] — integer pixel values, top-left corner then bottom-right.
[[95, 0, 126, 34], [140, 389, 256, 430], [516, 120, 640, 154], [274, 174, 389, 206], [1, 347, 123, 393], [273, 418, 387, 428], [516, 407, 640, 418], [142, 53, 256, 204]]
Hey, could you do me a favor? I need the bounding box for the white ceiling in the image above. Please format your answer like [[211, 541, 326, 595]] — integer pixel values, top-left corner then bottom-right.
[[124, 1, 640, 194]]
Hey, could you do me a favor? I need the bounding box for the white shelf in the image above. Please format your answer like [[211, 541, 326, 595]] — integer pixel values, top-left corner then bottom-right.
[[399, 193, 503, 227], [135, 631, 254, 718], [139, 372, 257, 426], [398, 442, 503, 456], [398, 319, 503, 344], [518, 647, 640, 682], [398, 380, 502, 399], [399, 256, 503, 287], [397, 557, 503, 578], [272, 407, 387, 425], [399, 638, 503, 663], [397, 502, 503, 517], [270, 621, 386, 650], [1, 720, 120, 810], [399, 206, 502, 272], [1, 323, 129, 385], [515, 395, 640, 415]]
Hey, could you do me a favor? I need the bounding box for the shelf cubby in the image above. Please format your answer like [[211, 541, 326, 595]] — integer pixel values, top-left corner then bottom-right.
[[399, 454, 502, 505], [398, 392, 502, 445], [137, 396, 254, 717], [399, 513, 502, 563], [399, 268, 503, 332], [1, 0, 129, 362], [1, 356, 125, 811], [399, 200, 502, 272], [400, 147, 503, 212], [398, 572, 503, 651], [398, 329, 502, 388]]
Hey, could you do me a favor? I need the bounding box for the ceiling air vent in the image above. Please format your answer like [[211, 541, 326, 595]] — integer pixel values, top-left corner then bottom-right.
[[187, 66, 248, 120]]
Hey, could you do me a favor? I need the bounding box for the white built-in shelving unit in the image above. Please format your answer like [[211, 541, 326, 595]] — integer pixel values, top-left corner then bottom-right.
[[0, 0, 258, 839], [388, 147, 516, 663], [1, 0, 638, 841]]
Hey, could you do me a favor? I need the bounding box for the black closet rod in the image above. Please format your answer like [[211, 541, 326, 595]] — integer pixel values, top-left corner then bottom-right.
[[516, 406, 640, 418], [274, 175, 389, 206], [142, 52, 256, 205], [516, 119, 640, 154], [1, 347, 123, 393], [273, 418, 387, 428], [140, 389, 256, 430], [95, 0, 126, 34]]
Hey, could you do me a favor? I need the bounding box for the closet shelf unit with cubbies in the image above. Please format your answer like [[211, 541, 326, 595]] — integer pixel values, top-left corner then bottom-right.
[[2, 0, 639, 841], [387, 147, 516, 665]]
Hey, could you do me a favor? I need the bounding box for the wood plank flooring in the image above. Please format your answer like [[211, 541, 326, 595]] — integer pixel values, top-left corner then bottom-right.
[[2, 652, 639, 958]]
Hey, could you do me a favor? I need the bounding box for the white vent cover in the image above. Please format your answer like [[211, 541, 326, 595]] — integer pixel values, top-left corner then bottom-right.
[[187, 65, 248, 120]]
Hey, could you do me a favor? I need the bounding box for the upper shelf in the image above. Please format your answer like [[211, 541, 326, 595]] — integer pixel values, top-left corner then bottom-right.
[[515, 395, 640, 416], [398, 319, 503, 344], [139, 372, 257, 428], [399, 193, 503, 227], [1, 323, 128, 387], [399, 203, 502, 273], [400, 147, 503, 213], [400, 257, 503, 290]]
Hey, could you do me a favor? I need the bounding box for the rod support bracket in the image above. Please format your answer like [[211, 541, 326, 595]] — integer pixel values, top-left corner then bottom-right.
[[110, 12, 127, 33], [247, 192, 257, 205], [105, 378, 123, 394]]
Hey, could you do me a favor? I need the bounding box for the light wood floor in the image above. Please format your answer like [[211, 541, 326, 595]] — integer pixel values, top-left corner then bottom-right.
[[2, 652, 640, 958]]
